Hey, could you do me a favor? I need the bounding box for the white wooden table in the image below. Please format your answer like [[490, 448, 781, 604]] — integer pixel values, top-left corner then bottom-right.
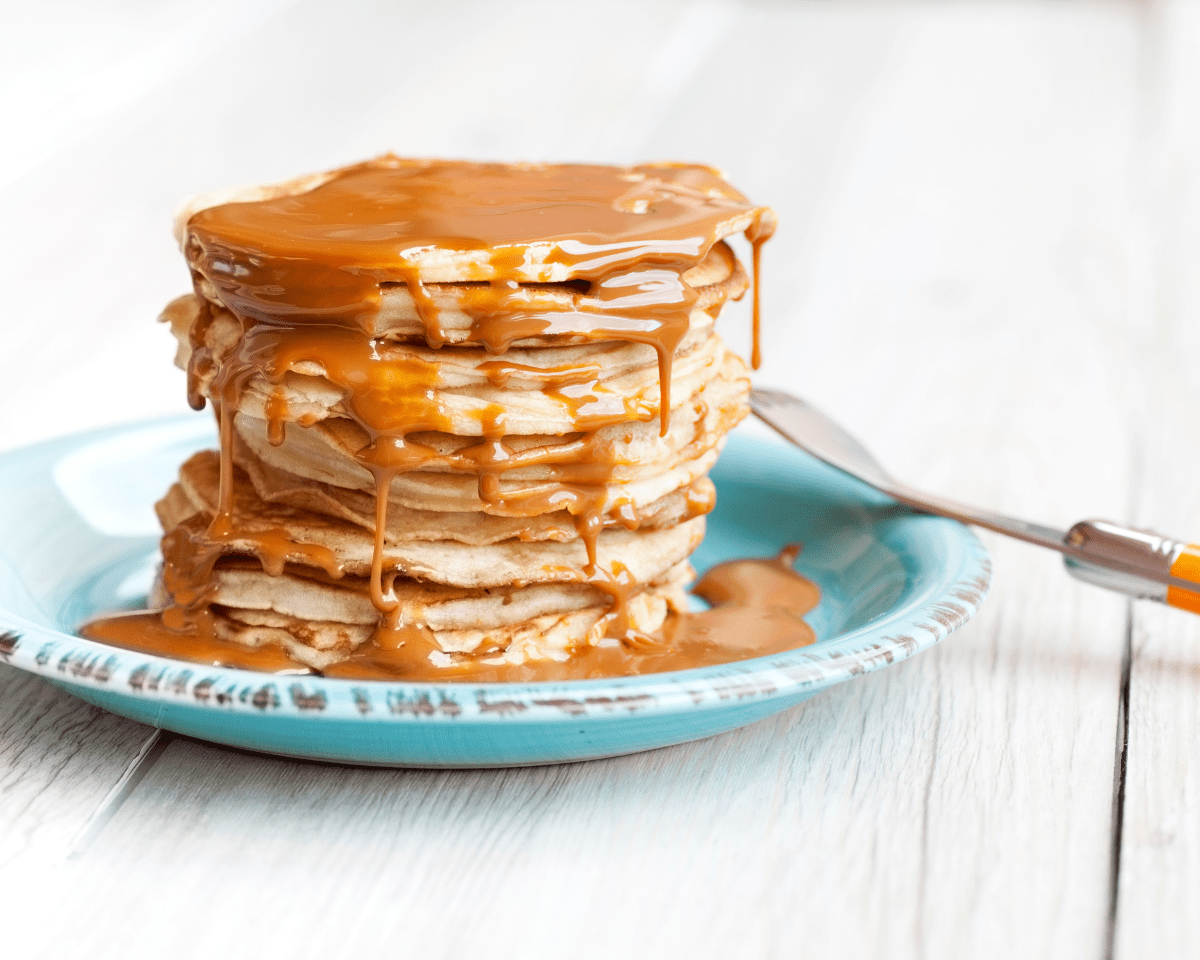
[[3, 2, 1199, 956]]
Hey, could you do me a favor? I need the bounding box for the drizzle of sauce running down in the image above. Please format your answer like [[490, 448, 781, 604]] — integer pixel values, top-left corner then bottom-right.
[[80, 157, 817, 680]]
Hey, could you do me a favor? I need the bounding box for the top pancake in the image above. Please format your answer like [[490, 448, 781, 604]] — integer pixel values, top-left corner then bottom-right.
[[178, 156, 777, 295], [176, 156, 775, 376]]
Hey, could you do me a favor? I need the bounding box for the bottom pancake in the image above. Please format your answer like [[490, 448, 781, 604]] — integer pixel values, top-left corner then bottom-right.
[[150, 559, 692, 672]]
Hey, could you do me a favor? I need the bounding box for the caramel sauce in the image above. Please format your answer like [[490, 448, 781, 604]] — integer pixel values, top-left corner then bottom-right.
[[80, 157, 809, 683], [82, 611, 310, 675]]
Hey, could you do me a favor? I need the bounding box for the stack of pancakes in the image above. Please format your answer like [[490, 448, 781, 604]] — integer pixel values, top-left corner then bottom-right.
[[148, 158, 772, 677]]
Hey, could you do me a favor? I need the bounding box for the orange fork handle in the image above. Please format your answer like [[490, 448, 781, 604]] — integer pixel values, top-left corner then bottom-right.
[[1168, 544, 1200, 614]]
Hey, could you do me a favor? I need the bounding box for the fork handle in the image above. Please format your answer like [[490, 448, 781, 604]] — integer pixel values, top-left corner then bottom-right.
[[1062, 519, 1200, 612], [1168, 546, 1200, 613]]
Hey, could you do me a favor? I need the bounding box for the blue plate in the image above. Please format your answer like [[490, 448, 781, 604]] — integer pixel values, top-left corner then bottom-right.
[[0, 418, 990, 767]]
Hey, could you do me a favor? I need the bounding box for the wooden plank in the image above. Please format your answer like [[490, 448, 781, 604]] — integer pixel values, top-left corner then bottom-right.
[[0, 2, 1149, 958], [0, 665, 156, 875], [1113, 2, 1200, 957]]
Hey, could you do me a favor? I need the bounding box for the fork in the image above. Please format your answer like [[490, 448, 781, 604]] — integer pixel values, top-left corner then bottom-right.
[[750, 387, 1200, 613]]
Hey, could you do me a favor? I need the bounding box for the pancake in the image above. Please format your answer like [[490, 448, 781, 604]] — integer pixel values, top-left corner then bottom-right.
[[84, 157, 780, 679]]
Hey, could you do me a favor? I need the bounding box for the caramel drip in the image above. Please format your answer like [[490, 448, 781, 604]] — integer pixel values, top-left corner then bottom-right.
[[585, 561, 639, 637], [369, 468, 399, 612], [182, 295, 218, 411], [397, 264, 449, 348], [745, 208, 775, 371], [212, 397, 236, 539], [265, 388, 289, 446], [750, 237, 764, 370]]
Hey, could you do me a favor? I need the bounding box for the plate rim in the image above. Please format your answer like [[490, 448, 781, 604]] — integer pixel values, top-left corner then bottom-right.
[[0, 416, 992, 724]]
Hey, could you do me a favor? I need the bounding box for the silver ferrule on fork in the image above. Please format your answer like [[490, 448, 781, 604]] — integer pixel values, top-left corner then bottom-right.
[[1062, 519, 1186, 601]]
